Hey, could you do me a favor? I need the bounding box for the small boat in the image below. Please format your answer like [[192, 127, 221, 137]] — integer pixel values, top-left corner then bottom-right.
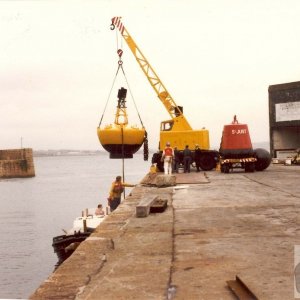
[[52, 209, 106, 268]]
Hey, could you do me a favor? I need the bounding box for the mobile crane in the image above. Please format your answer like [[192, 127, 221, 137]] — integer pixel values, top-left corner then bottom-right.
[[110, 17, 218, 171]]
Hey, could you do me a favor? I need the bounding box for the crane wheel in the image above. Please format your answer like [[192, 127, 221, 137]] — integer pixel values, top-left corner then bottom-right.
[[199, 154, 216, 171], [223, 164, 230, 173], [245, 162, 255, 172]]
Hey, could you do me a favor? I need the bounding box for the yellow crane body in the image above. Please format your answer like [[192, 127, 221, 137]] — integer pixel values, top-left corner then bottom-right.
[[160, 128, 210, 152]]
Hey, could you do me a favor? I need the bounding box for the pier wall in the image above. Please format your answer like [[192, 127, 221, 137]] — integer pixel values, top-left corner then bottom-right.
[[0, 148, 35, 178]]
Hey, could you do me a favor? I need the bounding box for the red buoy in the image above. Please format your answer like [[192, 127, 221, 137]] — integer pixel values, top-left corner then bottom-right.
[[219, 115, 254, 158]]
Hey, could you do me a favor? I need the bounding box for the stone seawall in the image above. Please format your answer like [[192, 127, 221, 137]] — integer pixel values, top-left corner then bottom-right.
[[0, 148, 35, 178]]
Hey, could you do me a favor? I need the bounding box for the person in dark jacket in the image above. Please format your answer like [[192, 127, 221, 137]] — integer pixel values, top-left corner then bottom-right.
[[183, 145, 192, 173], [194, 144, 201, 172], [172, 147, 180, 173]]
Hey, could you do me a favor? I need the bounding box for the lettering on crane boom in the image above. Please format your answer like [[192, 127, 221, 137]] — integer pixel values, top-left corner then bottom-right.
[[231, 129, 247, 135]]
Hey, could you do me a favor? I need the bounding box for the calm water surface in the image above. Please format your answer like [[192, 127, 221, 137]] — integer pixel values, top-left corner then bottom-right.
[[0, 153, 149, 299]]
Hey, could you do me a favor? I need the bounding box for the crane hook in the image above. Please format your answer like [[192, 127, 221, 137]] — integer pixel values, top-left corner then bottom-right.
[[117, 49, 123, 57], [117, 49, 123, 65]]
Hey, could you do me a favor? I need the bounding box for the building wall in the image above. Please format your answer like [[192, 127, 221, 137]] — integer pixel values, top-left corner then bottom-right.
[[269, 81, 300, 158], [0, 148, 35, 178]]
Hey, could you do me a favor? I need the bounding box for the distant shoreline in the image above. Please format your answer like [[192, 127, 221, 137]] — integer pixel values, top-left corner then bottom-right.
[[33, 150, 154, 157], [33, 150, 103, 157]]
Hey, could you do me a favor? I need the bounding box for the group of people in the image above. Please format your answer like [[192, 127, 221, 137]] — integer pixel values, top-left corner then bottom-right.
[[162, 142, 201, 174], [95, 142, 200, 215]]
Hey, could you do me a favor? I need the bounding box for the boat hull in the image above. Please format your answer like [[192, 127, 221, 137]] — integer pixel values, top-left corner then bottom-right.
[[52, 212, 107, 268], [52, 231, 92, 268]]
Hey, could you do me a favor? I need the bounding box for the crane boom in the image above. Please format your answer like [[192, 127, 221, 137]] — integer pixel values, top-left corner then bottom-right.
[[111, 17, 192, 131]]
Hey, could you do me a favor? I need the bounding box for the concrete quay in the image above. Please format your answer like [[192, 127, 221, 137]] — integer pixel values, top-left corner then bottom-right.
[[31, 165, 300, 300]]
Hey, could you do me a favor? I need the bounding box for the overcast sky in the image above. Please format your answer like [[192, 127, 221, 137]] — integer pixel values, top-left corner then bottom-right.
[[1, 0, 300, 151]]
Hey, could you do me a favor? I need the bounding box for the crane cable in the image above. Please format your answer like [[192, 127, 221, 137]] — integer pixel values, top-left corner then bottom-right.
[[115, 28, 145, 132], [98, 53, 144, 129], [98, 64, 121, 127], [114, 29, 148, 160], [119, 64, 144, 128], [98, 29, 123, 127], [98, 29, 148, 160], [119, 63, 149, 161]]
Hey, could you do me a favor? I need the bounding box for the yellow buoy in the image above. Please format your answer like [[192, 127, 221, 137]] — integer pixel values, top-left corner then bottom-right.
[[97, 124, 145, 158], [97, 87, 145, 159]]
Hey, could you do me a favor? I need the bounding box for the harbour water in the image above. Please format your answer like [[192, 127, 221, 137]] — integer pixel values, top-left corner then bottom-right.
[[0, 152, 150, 299]]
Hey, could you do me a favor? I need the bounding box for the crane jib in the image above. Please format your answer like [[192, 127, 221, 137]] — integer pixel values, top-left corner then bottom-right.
[[110, 17, 191, 127]]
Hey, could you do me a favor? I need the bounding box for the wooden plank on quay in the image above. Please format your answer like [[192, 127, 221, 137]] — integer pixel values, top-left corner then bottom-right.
[[136, 195, 159, 218], [227, 275, 258, 300]]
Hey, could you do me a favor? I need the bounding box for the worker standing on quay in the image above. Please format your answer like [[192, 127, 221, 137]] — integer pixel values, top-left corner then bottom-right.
[[183, 145, 192, 173], [194, 144, 201, 172], [107, 176, 135, 212], [172, 146, 180, 173], [162, 142, 173, 175]]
